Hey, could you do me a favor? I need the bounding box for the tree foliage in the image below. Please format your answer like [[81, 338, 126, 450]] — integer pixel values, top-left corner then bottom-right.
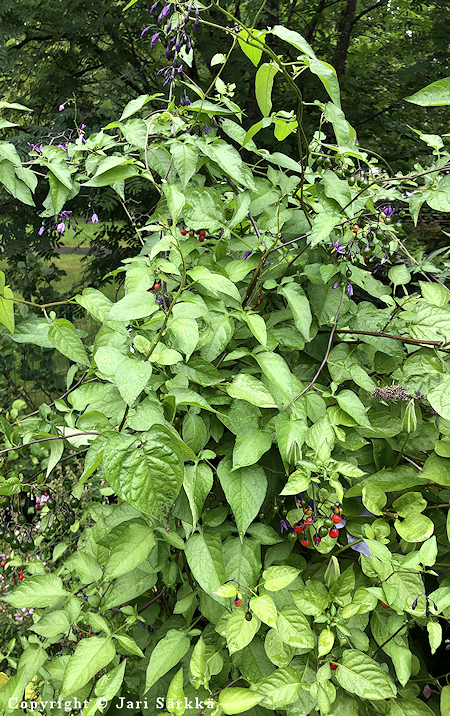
[[0, 3, 450, 715]]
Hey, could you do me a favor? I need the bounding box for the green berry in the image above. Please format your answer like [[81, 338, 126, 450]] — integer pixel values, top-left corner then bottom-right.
[[17, 515, 26, 525], [0, 496, 10, 508]]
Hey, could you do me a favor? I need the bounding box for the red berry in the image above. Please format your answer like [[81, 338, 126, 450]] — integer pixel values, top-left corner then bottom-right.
[[305, 516, 313, 525], [381, 602, 389, 609], [329, 528, 339, 539], [13, 578, 16, 583], [300, 537, 310, 547], [234, 598, 241, 607], [19, 575, 23, 581], [1, 561, 5, 567], [294, 525, 303, 534], [330, 663, 338, 671], [180, 229, 187, 236], [200, 230, 206, 236], [313, 535, 321, 545], [198, 237, 205, 242], [332, 514, 341, 524], [153, 283, 160, 290]]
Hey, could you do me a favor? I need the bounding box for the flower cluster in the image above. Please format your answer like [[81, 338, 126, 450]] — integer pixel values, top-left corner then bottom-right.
[[141, 2, 200, 86], [371, 385, 410, 402]]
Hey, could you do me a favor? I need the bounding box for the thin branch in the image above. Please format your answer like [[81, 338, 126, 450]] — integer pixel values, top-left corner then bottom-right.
[[285, 286, 346, 409], [0, 432, 99, 456]]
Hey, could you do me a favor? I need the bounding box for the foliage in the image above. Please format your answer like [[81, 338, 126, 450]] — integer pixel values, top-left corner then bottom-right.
[[1, 4, 450, 716]]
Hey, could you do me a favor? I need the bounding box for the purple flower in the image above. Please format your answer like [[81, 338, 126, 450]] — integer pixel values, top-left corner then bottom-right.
[[204, 125, 210, 133], [242, 251, 252, 259], [141, 26, 151, 37], [332, 281, 339, 289], [280, 519, 290, 534], [56, 222, 65, 234], [347, 533, 372, 557], [332, 239, 345, 254], [347, 283, 353, 296], [38, 226, 45, 236], [58, 103, 65, 112], [151, 32, 160, 49], [177, 65, 183, 73], [382, 205, 394, 217], [91, 213, 99, 224]]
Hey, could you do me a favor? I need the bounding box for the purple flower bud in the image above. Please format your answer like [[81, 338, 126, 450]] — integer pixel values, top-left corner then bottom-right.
[[332, 281, 339, 289], [173, 59, 177, 68], [180, 98, 185, 106], [194, 18, 200, 31], [175, 39, 182, 52], [150, 2, 159, 12], [141, 26, 151, 37], [204, 125, 210, 133], [165, 47, 172, 59], [165, 20, 172, 33], [38, 226, 45, 236], [151, 32, 160, 49], [177, 65, 183, 73], [184, 96, 190, 106], [347, 283, 353, 296], [91, 213, 99, 224], [242, 251, 252, 259], [280, 519, 290, 534], [58, 103, 65, 112], [162, 4, 171, 17], [56, 222, 65, 234], [157, 68, 165, 75]]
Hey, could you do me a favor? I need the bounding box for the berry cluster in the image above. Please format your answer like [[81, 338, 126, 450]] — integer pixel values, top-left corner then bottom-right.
[[281, 500, 344, 548], [180, 227, 207, 242]]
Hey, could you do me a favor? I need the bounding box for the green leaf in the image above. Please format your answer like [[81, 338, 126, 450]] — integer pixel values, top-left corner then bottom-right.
[[389, 699, 436, 716], [336, 390, 371, 427], [263, 566, 299, 591], [100, 567, 157, 610], [170, 142, 198, 190], [392, 492, 427, 517], [61, 637, 116, 698], [183, 463, 214, 528], [226, 609, 260, 654], [242, 312, 267, 347], [290, 589, 330, 617], [103, 523, 155, 580], [120, 94, 152, 120], [310, 212, 341, 247], [419, 281, 450, 307], [441, 686, 450, 716], [233, 427, 272, 469], [405, 77, 450, 106], [255, 63, 279, 117], [427, 621, 442, 655], [163, 182, 185, 224], [0, 286, 14, 333], [279, 284, 312, 341], [185, 532, 226, 600], [335, 649, 397, 700], [189, 266, 241, 304], [227, 373, 277, 408], [114, 358, 152, 405], [103, 427, 185, 518], [201, 312, 234, 361], [318, 628, 334, 657], [170, 318, 199, 359], [250, 666, 304, 709], [183, 187, 226, 232], [29, 610, 71, 638], [95, 660, 126, 701], [219, 688, 263, 714], [421, 453, 450, 486], [217, 458, 267, 537], [394, 513, 434, 543], [197, 139, 256, 191], [388, 264, 410, 288], [237, 29, 265, 67], [1, 574, 69, 608], [48, 319, 90, 366], [271, 26, 315, 58], [107, 291, 158, 321], [113, 634, 145, 658], [145, 630, 190, 692], [362, 485, 386, 516], [250, 594, 278, 629], [307, 57, 341, 107], [277, 605, 314, 648]]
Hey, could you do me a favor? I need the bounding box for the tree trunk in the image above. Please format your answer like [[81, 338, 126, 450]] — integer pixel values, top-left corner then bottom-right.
[[334, 0, 357, 76]]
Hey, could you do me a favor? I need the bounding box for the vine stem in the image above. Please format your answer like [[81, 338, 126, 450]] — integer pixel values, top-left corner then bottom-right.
[[285, 285, 346, 409], [372, 620, 411, 658], [319, 328, 446, 348], [0, 432, 99, 456]]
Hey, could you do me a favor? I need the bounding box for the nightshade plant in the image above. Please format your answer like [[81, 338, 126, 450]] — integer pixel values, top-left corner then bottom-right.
[[1, 4, 450, 715]]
